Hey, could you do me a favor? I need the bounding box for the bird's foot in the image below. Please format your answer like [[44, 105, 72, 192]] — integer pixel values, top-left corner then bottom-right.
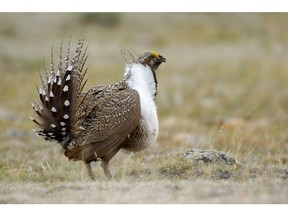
[[101, 161, 112, 179], [85, 162, 95, 180]]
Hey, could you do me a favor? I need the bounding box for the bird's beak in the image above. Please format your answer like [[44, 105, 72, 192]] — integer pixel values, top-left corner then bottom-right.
[[158, 55, 166, 63]]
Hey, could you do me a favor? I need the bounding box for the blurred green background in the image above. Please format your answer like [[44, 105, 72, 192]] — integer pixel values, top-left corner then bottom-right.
[[0, 13, 287, 182]]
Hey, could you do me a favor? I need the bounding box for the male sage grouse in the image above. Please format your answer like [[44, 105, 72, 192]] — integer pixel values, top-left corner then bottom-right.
[[31, 39, 166, 179]]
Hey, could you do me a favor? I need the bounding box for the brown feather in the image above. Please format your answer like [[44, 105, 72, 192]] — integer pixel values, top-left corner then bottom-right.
[[32, 39, 87, 143], [65, 89, 141, 163], [31, 39, 165, 179]]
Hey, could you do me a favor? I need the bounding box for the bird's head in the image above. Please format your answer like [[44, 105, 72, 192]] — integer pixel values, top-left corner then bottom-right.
[[123, 50, 166, 97], [137, 51, 166, 72]]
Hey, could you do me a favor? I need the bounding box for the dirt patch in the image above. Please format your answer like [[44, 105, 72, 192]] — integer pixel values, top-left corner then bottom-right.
[[0, 179, 287, 204]]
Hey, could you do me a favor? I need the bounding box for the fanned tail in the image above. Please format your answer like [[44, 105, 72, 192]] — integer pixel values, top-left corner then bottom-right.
[[31, 39, 87, 145]]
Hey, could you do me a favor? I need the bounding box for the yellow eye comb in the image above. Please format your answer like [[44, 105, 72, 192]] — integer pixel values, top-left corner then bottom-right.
[[150, 51, 159, 58]]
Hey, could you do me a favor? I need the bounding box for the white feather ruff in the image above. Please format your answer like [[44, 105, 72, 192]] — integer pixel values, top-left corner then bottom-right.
[[125, 63, 159, 142]]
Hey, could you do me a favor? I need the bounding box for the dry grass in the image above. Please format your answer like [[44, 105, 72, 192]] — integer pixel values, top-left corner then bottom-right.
[[0, 13, 287, 203]]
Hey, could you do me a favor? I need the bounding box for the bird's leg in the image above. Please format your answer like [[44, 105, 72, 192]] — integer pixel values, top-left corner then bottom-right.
[[101, 160, 112, 179], [85, 162, 95, 180]]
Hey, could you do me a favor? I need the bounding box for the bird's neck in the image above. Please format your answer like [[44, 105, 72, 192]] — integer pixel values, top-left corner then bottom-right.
[[124, 63, 157, 99]]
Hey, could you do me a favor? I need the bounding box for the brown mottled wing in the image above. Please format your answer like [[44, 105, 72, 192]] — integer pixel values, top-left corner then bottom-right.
[[71, 89, 141, 162]]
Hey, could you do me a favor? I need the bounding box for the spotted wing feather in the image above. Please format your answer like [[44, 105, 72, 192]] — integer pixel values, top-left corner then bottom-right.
[[65, 89, 141, 163], [31, 39, 87, 143]]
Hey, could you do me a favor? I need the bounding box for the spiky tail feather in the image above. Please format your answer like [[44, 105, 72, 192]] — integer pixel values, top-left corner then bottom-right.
[[31, 39, 87, 146]]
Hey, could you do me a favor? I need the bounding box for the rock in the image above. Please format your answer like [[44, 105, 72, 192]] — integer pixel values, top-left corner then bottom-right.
[[4, 129, 35, 138], [181, 148, 236, 165], [0, 108, 19, 122]]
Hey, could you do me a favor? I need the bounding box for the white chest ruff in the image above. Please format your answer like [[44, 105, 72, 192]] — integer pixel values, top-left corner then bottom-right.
[[125, 63, 159, 150], [137, 88, 159, 144]]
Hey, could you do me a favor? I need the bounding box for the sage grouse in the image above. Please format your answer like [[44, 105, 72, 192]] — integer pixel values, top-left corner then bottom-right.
[[31, 39, 166, 179]]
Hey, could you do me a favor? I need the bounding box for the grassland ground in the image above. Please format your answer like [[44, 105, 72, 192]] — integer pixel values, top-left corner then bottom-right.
[[0, 13, 287, 203]]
